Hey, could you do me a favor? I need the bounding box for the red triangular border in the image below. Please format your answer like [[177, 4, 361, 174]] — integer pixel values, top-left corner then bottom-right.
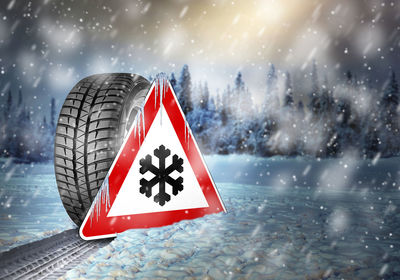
[[80, 77, 226, 240]]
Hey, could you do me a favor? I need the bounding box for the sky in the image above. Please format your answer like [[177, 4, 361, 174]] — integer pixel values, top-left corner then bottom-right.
[[0, 0, 399, 112]]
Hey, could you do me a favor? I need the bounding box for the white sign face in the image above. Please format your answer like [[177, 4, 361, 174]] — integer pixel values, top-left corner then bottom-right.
[[80, 78, 225, 240], [107, 106, 209, 217]]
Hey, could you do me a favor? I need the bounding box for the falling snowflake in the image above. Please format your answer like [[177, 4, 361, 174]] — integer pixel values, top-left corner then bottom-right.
[[139, 145, 184, 206]]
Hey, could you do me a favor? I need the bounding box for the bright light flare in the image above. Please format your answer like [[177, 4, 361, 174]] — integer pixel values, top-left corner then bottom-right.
[[255, 0, 285, 24]]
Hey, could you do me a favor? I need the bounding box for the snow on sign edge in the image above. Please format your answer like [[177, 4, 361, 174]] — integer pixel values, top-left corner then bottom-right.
[[79, 74, 226, 240]]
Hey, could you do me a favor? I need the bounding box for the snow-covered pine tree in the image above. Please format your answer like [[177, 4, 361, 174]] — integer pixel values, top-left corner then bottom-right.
[[50, 97, 56, 135], [380, 70, 399, 156], [197, 94, 221, 154], [235, 73, 253, 119], [178, 64, 193, 116], [255, 116, 277, 156], [239, 86, 259, 154], [209, 93, 221, 151], [255, 65, 281, 156], [295, 101, 306, 156], [229, 72, 252, 153], [267, 71, 299, 155], [224, 72, 243, 118], [1, 90, 13, 156], [320, 76, 337, 156], [297, 101, 305, 116], [239, 90, 257, 152], [14, 105, 29, 160], [215, 86, 233, 154], [266, 64, 277, 95], [363, 121, 381, 158], [232, 72, 244, 110], [308, 60, 321, 115], [187, 82, 202, 136], [235, 72, 245, 90], [345, 70, 354, 85], [320, 76, 334, 116], [304, 61, 338, 156], [334, 96, 352, 155], [264, 64, 279, 112], [362, 83, 381, 157], [220, 85, 232, 126], [0, 88, 55, 162], [283, 71, 294, 108], [200, 82, 209, 110], [170, 72, 177, 91]]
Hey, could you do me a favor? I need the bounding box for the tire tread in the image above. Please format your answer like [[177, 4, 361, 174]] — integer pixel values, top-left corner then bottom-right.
[[54, 73, 150, 225]]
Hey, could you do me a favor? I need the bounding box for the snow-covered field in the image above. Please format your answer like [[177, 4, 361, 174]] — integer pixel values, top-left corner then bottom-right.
[[0, 158, 74, 252], [1, 155, 400, 279]]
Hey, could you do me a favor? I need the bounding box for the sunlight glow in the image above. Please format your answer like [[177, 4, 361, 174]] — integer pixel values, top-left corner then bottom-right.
[[255, 0, 285, 24]]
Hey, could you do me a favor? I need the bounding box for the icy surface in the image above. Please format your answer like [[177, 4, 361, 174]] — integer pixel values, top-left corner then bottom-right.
[[61, 155, 400, 279], [0, 159, 74, 252], [1, 155, 400, 278]]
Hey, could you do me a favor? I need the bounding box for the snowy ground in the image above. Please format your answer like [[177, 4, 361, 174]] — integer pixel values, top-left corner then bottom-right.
[[1, 155, 400, 279], [0, 158, 74, 252]]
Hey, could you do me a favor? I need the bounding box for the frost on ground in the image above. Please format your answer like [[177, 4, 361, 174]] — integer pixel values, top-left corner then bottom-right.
[[62, 155, 400, 279], [0, 155, 399, 278], [0, 158, 74, 252]]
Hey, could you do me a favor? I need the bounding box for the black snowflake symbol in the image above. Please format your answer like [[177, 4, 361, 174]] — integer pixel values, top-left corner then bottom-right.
[[139, 145, 184, 206]]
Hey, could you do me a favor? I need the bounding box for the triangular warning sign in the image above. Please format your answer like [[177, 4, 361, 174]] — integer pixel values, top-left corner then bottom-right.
[[80, 75, 226, 240]]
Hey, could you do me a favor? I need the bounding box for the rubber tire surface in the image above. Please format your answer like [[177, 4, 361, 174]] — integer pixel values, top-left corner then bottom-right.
[[54, 73, 150, 226]]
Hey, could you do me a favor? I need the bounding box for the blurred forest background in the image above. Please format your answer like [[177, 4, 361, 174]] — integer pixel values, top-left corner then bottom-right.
[[0, 62, 399, 162]]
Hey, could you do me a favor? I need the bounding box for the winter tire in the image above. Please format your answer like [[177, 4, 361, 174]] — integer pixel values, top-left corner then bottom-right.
[[54, 73, 151, 226]]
